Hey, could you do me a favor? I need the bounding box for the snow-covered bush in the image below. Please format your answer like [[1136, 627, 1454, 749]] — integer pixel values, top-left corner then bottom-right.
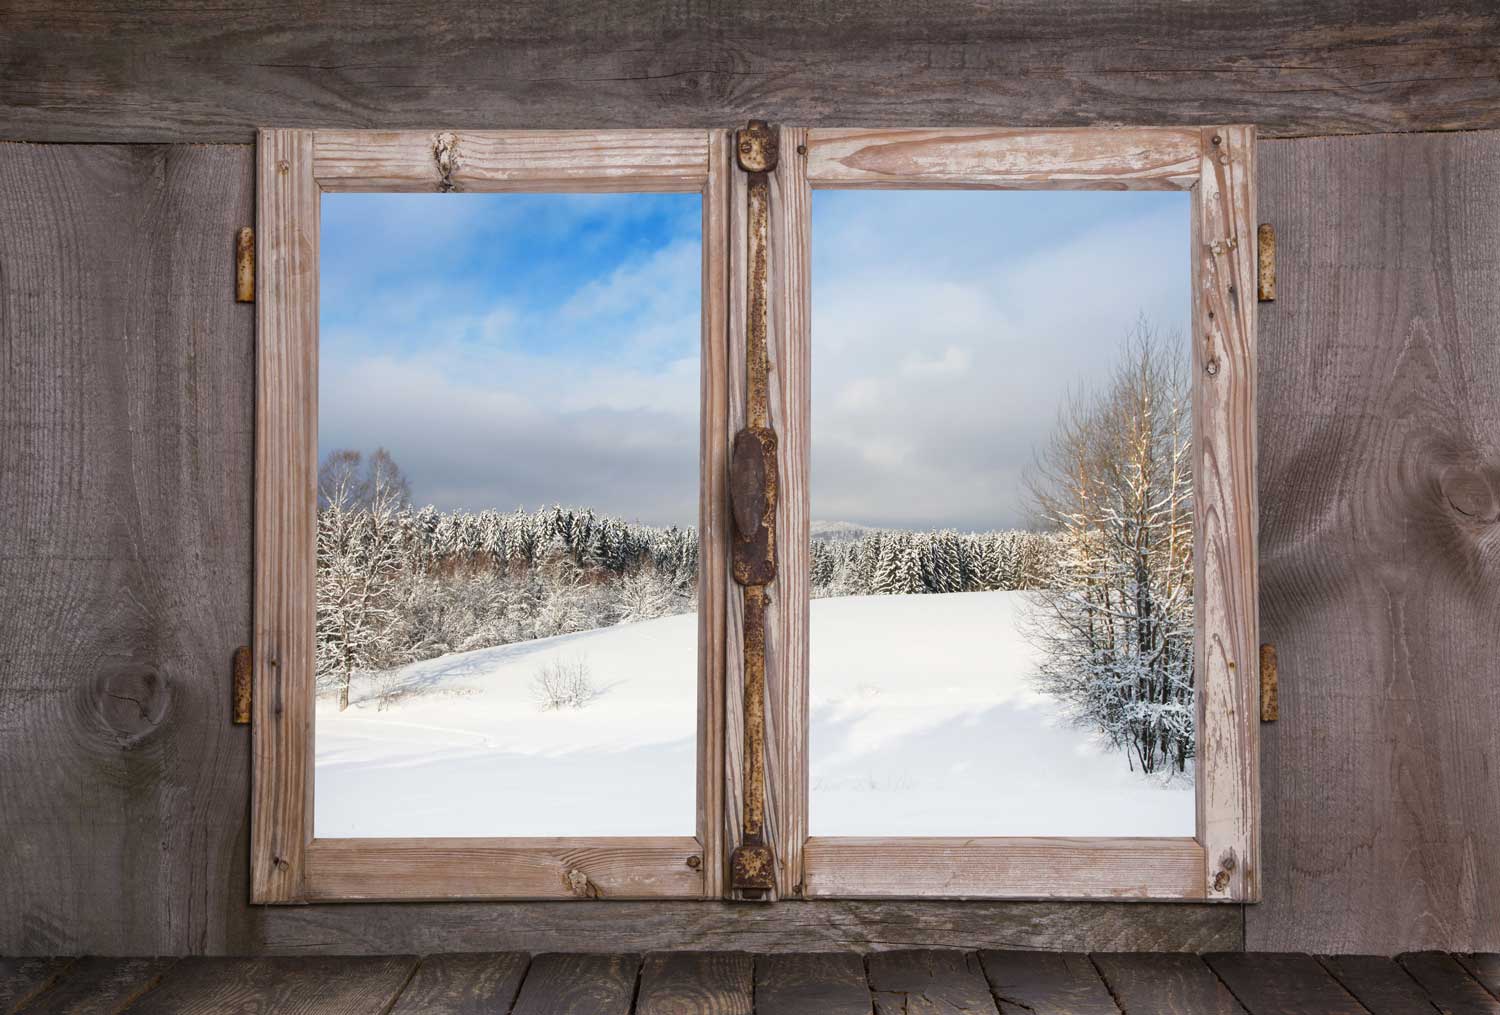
[[531, 657, 601, 711]]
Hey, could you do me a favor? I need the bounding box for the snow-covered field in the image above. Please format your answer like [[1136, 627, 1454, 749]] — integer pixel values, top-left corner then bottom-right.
[[315, 590, 1192, 838]]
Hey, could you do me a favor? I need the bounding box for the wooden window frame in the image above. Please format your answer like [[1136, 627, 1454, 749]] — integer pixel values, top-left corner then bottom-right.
[[255, 124, 1258, 904], [736, 126, 1261, 902], [252, 128, 732, 902]]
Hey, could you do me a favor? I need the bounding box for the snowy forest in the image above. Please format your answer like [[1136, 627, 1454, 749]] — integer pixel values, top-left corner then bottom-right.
[[315, 321, 1195, 777]]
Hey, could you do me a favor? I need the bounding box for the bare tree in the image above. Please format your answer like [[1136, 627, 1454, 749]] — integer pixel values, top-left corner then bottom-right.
[[1024, 319, 1194, 774]]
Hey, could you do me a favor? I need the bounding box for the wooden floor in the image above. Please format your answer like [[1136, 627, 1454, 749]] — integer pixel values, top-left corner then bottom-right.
[[2, 951, 1498, 1013]]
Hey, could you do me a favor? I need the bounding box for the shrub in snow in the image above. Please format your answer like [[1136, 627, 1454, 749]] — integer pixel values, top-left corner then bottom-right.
[[532, 657, 601, 711]]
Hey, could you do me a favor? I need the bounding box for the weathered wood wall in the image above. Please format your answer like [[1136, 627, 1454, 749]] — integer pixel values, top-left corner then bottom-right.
[[1, 1, 1498, 143], [1252, 132, 1500, 953], [1, 4, 1498, 958]]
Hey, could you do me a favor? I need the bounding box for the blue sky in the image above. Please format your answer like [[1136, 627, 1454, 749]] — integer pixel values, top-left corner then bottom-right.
[[319, 188, 1188, 529]]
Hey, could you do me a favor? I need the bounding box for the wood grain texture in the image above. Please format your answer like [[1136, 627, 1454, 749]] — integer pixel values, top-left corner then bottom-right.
[[509, 953, 641, 1015], [385, 953, 530, 1015], [0, 961, 71, 1013], [303, 837, 704, 900], [0, 142, 256, 956], [699, 128, 732, 901], [121, 953, 411, 1007], [768, 125, 811, 899], [1457, 956, 1500, 1000], [755, 953, 873, 1015], [1248, 131, 1500, 952], [1398, 954, 1500, 1015], [635, 952, 753, 1015], [867, 950, 998, 1015], [1319, 955, 1445, 1015], [1193, 124, 1261, 903], [802, 838, 1204, 900], [252, 127, 318, 905], [16, 957, 175, 1014], [805, 128, 1199, 190], [125, 957, 415, 1014], [254, 900, 1240, 954], [4, 2, 1500, 142], [313, 129, 709, 192], [1204, 952, 1367, 1015], [1091, 953, 1247, 1015], [977, 951, 1120, 1015]]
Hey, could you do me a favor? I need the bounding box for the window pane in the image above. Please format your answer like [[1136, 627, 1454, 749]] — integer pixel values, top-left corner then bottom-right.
[[809, 190, 1194, 837], [315, 192, 701, 837]]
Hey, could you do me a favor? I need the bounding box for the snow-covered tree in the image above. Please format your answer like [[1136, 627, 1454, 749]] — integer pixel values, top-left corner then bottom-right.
[[1024, 320, 1195, 773]]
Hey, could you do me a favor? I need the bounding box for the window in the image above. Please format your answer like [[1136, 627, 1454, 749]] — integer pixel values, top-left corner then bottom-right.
[[254, 126, 1257, 903]]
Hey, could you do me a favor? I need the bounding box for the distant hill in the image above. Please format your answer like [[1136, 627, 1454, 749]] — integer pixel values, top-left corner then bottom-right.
[[809, 520, 879, 542]]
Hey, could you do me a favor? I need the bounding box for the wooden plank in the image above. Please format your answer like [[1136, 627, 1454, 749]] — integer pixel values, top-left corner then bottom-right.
[[313, 129, 709, 192], [1193, 124, 1260, 903], [1091, 953, 1246, 1015], [698, 128, 732, 901], [17, 957, 175, 1014], [768, 124, 811, 900], [804, 128, 1199, 190], [509, 954, 641, 1015], [384, 954, 528, 1015], [303, 836, 704, 900], [1319, 955, 1444, 1015], [635, 952, 754, 1015], [0, 142, 257, 956], [125, 957, 416, 1015], [0, 960, 71, 1013], [1204, 953, 1367, 1015], [1398, 954, 1500, 1015], [978, 951, 1120, 1014], [1247, 130, 1500, 952], [4, 3, 1500, 142], [867, 950, 998, 1015], [755, 953, 873, 1015], [252, 127, 318, 905], [1457, 957, 1500, 1001], [802, 837, 1205, 899], [256, 899, 1241, 954]]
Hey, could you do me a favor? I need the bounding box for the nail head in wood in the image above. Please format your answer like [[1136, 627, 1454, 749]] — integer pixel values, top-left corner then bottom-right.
[[232, 645, 252, 724], [1257, 222, 1276, 301], [1260, 642, 1279, 721], [235, 226, 254, 302]]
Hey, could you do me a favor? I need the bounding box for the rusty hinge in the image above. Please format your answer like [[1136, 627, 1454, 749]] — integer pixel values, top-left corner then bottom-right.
[[232, 645, 252, 724], [729, 119, 780, 898], [1259, 643, 1279, 721], [1257, 223, 1276, 302], [235, 227, 255, 302]]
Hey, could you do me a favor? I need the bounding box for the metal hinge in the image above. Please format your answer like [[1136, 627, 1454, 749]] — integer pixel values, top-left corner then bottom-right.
[[1260, 643, 1279, 722], [236, 227, 255, 302], [729, 119, 780, 899], [1257, 223, 1276, 302], [232, 645, 252, 724]]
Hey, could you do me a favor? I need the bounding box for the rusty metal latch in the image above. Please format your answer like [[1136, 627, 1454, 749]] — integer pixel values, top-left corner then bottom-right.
[[232, 645, 252, 724], [1257, 223, 1276, 302], [729, 120, 780, 897], [1260, 643, 1279, 722], [235, 227, 255, 302]]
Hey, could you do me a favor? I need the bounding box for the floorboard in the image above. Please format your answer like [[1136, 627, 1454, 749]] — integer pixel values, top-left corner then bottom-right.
[[1204, 952, 1367, 1014], [386, 953, 530, 1015], [866, 950, 998, 1015], [1319, 955, 1442, 1015], [121, 956, 416, 1014], [509, 953, 641, 1015], [1091, 953, 1246, 1015], [1455, 957, 1500, 1002], [16, 958, 175, 1014], [978, 951, 1120, 1014], [1, 960, 72, 1014], [636, 952, 753, 1015], [1398, 953, 1500, 1015], [753, 953, 872, 1015]]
